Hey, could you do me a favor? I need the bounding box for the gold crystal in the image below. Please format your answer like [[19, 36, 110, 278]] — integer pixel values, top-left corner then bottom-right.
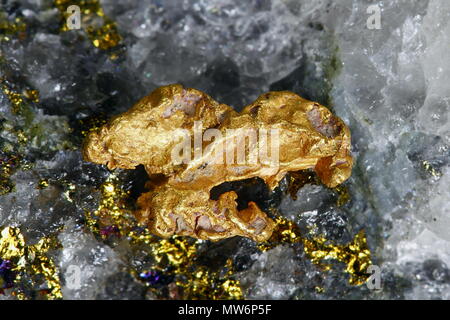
[[83, 84, 353, 242], [0, 227, 62, 299], [258, 216, 372, 285]]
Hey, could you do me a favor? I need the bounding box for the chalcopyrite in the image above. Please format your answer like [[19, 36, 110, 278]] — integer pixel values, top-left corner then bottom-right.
[[83, 84, 353, 242]]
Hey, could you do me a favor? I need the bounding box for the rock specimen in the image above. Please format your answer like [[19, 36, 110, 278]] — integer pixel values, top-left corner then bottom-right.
[[83, 84, 353, 241]]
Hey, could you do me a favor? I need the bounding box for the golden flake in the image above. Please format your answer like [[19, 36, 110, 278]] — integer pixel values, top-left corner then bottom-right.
[[1, 85, 24, 114], [258, 216, 372, 286], [303, 230, 372, 285], [54, 0, 123, 52], [16, 130, 28, 144], [152, 236, 198, 267], [23, 89, 40, 103], [0, 227, 25, 259], [0, 226, 62, 299], [37, 179, 49, 189], [334, 184, 350, 207], [171, 258, 243, 300], [1, 80, 39, 119], [422, 160, 442, 178], [0, 11, 26, 42], [77, 113, 108, 139], [0, 153, 22, 195]]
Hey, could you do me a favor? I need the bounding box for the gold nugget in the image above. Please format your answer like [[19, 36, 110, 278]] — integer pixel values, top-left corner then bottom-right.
[[83, 84, 352, 242]]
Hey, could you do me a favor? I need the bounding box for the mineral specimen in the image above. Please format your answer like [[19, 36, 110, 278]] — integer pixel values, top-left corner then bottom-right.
[[1, 0, 449, 301], [83, 84, 353, 241]]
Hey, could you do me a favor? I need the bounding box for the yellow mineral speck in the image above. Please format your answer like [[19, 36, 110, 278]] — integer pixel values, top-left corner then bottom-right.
[[258, 216, 372, 285], [315, 286, 325, 293], [2, 85, 24, 114], [1, 83, 40, 115], [54, 0, 122, 52], [303, 229, 372, 285], [0, 11, 26, 41], [104, 183, 115, 193], [152, 236, 199, 267], [334, 185, 351, 206], [24, 89, 39, 103], [16, 130, 28, 144], [0, 227, 25, 259], [37, 179, 49, 189], [0, 154, 31, 195], [0, 226, 62, 299], [82, 84, 353, 242], [422, 160, 441, 178], [221, 279, 243, 299]]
